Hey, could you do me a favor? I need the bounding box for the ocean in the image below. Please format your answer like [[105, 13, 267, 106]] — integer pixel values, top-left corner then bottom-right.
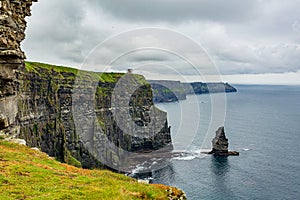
[[151, 85, 300, 200]]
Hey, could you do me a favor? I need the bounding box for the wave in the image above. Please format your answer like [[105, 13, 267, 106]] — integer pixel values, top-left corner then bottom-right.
[[173, 155, 197, 161], [243, 148, 251, 151], [172, 148, 208, 161]]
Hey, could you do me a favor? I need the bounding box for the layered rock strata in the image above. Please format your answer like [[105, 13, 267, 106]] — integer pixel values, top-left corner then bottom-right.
[[207, 127, 239, 156], [17, 63, 173, 170], [0, 0, 37, 136]]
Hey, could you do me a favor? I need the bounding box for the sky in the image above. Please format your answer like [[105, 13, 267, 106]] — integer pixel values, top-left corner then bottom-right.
[[22, 0, 300, 84]]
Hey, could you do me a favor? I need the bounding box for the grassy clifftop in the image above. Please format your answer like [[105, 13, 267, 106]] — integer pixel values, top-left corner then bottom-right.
[[0, 141, 185, 200], [24, 61, 147, 85]]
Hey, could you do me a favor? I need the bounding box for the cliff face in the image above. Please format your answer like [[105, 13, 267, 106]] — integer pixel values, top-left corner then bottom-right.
[[0, 0, 172, 171], [0, 0, 37, 136], [0, 0, 36, 59], [17, 62, 172, 170]]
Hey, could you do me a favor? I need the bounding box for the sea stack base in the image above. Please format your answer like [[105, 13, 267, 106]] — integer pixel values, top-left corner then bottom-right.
[[205, 150, 239, 156]]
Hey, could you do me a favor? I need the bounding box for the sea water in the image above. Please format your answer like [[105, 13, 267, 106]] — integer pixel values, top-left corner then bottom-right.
[[152, 85, 300, 200]]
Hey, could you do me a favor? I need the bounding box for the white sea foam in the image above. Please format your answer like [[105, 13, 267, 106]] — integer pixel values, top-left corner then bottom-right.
[[173, 155, 197, 161], [131, 164, 146, 174], [172, 148, 208, 161]]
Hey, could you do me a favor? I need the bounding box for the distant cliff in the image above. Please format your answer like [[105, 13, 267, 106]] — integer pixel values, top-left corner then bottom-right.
[[149, 80, 237, 103]]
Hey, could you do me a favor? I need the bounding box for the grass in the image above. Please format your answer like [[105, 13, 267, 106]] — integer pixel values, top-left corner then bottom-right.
[[0, 141, 174, 200], [25, 62, 126, 83], [25, 62, 78, 75], [25, 61, 150, 85]]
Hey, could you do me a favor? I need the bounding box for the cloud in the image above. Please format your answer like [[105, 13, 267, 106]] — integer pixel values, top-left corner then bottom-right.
[[22, 0, 300, 84], [22, 0, 86, 66], [89, 0, 258, 23]]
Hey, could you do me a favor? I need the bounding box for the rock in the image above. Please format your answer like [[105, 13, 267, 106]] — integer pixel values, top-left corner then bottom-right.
[[154, 184, 187, 200], [0, 114, 9, 129], [211, 126, 229, 154], [228, 151, 239, 156], [6, 138, 26, 146], [31, 147, 40, 151], [207, 127, 239, 156], [137, 179, 150, 184], [0, 0, 37, 136]]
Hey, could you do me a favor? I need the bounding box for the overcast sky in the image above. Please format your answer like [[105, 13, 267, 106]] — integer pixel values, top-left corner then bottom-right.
[[22, 0, 300, 84]]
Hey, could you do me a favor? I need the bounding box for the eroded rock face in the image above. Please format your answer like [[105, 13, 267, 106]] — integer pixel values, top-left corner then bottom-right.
[[208, 127, 239, 156], [0, 0, 37, 136], [17, 65, 172, 170], [211, 127, 229, 154], [0, 0, 37, 60]]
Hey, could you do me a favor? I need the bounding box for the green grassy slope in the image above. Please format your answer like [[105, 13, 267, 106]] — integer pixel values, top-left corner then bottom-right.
[[0, 141, 181, 200], [24, 61, 147, 85]]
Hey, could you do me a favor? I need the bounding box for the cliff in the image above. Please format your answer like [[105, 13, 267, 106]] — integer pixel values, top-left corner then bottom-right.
[[0, 0, 172, 170], [0, 0, 37, 138], [0, 1, 185, 198], [16, 62, 172, 170], [149, 80, 237, 103]]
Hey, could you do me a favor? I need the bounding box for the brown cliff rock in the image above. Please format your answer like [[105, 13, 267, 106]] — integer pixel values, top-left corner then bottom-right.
[[0, 0, 36, 136]]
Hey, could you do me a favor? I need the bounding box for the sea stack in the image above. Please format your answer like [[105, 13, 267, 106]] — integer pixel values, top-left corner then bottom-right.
[[208, 127, 239, 156]]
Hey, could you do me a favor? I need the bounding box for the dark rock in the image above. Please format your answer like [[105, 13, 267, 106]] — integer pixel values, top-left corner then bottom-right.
[[0, 115, 9, 129], [211, 127, 229, 154], [206, 127, 239, 156]]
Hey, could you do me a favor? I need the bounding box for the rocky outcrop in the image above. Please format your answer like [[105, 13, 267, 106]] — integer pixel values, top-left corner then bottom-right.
[[0, 0, 37, 136], [0, 0, 37, 60], [207, 127, 239, 156], [211, 127, 229, 154]]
